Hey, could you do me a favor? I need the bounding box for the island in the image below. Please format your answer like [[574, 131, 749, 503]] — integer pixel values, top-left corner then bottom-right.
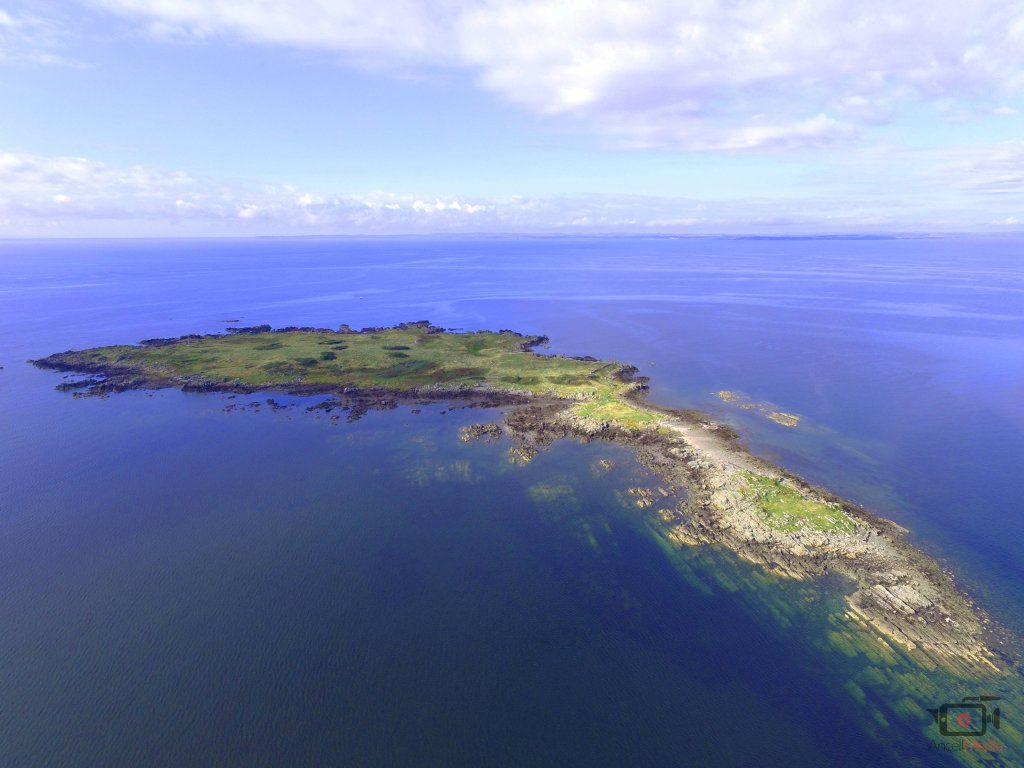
[[32, 321, 1009, 675]]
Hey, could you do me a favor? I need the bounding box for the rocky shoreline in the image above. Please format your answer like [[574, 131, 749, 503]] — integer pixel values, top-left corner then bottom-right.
[[31, 323, 1016, 677], [496, 394, 1013, 677]]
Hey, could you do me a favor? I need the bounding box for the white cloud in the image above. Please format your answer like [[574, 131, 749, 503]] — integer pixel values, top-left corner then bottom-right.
[[0, 151, 539, 232], [0, 5, 73, 64], [90, 0, 459, 64], [933, 141, 1024, 192], [0, 152, 197, 213], [84, 0, 1024, 150], [237, 203, 261, 219], [3, 148, 1023, 235]]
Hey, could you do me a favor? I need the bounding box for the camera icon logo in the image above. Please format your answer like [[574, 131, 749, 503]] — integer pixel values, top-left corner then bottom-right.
[[928, 696, 1001, 737]]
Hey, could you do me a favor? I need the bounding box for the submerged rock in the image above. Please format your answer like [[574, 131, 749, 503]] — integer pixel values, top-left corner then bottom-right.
[[458, 423, 503, 443]]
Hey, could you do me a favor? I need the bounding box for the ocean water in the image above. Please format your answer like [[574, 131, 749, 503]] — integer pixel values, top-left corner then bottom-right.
[[1, 236, 1022, 767]]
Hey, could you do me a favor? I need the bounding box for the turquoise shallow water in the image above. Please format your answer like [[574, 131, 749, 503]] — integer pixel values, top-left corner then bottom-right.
[[1, 236, 1022, 766]]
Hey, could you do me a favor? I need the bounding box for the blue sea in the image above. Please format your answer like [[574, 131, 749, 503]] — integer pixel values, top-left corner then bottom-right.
[[1, 236, 1022, 767]]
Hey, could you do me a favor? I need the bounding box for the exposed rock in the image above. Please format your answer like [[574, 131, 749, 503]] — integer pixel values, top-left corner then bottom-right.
[[459, 423, 503, 443], [502, 398, 1009, 676], [628, 487, 656, 508]]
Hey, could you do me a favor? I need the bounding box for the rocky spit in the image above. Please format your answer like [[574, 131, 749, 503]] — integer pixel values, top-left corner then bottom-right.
[[493, 396, 1012, 678]]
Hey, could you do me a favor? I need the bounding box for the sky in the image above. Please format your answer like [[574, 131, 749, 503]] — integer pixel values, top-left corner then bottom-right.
[[1, 0, 1023, 235]]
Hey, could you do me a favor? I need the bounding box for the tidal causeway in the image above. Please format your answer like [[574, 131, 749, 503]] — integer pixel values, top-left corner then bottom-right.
[[32, 321, 1014, 677]]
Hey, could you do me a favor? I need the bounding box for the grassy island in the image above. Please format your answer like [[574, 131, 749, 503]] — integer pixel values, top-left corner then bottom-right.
[[37, 321, 658, 428], [32, 321, 1008, 677]]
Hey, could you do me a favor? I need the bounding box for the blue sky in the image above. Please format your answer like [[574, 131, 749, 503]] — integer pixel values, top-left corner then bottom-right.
[[1, 0, 1023, 235]]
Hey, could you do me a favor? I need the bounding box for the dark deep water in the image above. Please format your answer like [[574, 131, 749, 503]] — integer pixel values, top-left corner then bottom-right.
[[1, 236, 1022, 767]]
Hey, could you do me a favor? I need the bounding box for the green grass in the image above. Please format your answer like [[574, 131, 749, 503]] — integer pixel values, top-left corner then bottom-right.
[[42, 326, 651, 409], [572, 392, 658, 429], [739, 472, 857, 534]]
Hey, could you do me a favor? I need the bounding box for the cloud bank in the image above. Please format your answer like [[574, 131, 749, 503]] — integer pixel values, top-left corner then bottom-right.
[[90, 0, 1024, 149], [2, 150, 1020, 236]]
